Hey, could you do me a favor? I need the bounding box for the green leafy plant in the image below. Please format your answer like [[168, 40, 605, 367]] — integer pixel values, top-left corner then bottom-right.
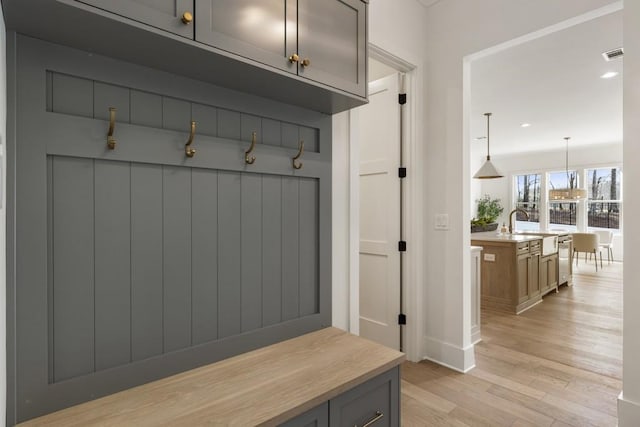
[[472, 195, 503, 225]]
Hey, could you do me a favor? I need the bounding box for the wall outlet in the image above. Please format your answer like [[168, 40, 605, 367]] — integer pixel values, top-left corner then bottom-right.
[[434, 213, 449, 230], [484, 253, 496, 262]]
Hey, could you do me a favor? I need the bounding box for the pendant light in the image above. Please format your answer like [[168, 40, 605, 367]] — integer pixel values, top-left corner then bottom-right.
[[473, 112, 504, 179], [548, 137, 587, 200]]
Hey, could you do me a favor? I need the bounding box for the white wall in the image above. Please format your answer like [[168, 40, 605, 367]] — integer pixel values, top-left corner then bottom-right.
[[420, 0, 620, 370], [619, 0, 640, 424], [0, 6, 7, 427]]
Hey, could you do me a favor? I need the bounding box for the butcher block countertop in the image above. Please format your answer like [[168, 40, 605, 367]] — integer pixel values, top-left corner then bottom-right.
[[19, 327, 405, 427]]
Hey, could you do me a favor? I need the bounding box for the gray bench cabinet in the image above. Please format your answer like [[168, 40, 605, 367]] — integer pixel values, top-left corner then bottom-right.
[[278, 367, 400, 427]]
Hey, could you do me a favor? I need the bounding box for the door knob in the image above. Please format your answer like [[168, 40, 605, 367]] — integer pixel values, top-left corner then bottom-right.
[[300, 58, 311, 67], [288, 53, 299, 63], [181, 12, 193, 24]]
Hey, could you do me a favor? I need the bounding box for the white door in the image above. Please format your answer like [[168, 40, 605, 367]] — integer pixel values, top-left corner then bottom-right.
[[358, 73, 401, 350]]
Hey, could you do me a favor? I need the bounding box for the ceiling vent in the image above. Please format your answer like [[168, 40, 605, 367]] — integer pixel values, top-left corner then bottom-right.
[[602, 47, 624, 61]]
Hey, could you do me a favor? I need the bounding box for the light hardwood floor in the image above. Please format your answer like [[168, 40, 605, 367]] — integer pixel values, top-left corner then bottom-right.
[[401, 261, 622, 426]]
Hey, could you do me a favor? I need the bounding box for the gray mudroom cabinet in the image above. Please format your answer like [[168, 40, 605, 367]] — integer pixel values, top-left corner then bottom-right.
[[1, 0, 368, 113]]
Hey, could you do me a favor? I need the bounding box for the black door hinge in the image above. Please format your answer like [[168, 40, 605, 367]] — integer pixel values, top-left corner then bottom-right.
[[398, 241, 407, 252], [398, 167, 407, 178], [399, 93, 407, 105], [398, 313, 407, 325]]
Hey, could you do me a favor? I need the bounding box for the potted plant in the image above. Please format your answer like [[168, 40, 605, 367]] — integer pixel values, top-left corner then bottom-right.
[[471, 195, 504, 232]]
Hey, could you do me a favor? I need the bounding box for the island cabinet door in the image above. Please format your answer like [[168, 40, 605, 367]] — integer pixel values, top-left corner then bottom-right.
[[539, 256, 550, 294], [77, 0, 194, 38], [517, 253, 531, 303], [528, 252, 541, 298]]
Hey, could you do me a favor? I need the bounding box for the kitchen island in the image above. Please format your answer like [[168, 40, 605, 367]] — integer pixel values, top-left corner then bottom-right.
[[471, 231, 569, 314]]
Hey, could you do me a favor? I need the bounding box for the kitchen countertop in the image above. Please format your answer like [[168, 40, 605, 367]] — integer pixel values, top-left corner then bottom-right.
[[471, 231, 543, 243], [19, 327, 405, 426]]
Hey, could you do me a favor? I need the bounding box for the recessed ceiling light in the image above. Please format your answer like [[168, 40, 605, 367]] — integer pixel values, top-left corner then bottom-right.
[[520, 123, 531, 128], [601, 71, 619, 79]]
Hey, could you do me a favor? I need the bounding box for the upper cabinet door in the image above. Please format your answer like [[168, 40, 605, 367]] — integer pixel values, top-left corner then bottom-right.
[[195, 0, 296, 73], [77, 0, 194, 38], [297, 0, 367, 97]]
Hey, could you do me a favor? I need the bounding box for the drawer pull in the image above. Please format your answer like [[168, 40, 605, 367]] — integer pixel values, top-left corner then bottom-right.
[[357, 410, 384, 427]]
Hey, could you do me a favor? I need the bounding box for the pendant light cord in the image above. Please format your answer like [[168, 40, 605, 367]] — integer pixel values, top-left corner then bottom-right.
[[485, 112, 492, 159], [565, 136, 570, 186]]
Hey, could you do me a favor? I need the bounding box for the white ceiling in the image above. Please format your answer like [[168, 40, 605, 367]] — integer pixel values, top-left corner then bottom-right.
[[470, 10, 623, 156], [417, 0, 443, 8]]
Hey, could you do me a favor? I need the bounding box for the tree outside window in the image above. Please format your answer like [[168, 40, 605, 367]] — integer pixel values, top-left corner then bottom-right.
[[587, 167, 621, 230], [515, 174, 541, 226]]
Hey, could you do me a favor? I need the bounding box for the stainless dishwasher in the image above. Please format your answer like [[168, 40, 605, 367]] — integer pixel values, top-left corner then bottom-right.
[[558, 235, 572, 285]]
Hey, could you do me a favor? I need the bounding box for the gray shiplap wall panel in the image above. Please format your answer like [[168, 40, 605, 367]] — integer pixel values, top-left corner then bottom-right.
[[241, 113, 262, 146], [11, 37, 331, 423], [299, 179, 319, 316], [130, 164, 164, 361], [130, 90, 163, 128], [52, 73, 93, 118], [261, 175, 282, 326], [191, 168, 219, 345], [282, 177, 300, 321], [191, 103, 218, 138], [94, 82, 130, 122], [162, 97, 192, 133], [300, 127, 319, 153], [262, 118, 281, 147], [94, 160, 132, 370], [52, 156, 95, 382], [217, 172, 242, 338], [162, 166, 193, 352], [217, 109, 241, 140], [240, 174, 263, 332], [282, 122, 299, 150]]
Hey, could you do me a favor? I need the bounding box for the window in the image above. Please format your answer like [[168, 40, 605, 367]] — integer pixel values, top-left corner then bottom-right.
[[548, 170, 578, 229], [587, 167, 621, 230], [515, 174, 541, 229]]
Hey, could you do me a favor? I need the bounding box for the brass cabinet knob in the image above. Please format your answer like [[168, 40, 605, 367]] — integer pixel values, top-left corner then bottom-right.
[[181, 11, 193, 24], [300, 58, 311, 67], [288, 53, 299, 63]]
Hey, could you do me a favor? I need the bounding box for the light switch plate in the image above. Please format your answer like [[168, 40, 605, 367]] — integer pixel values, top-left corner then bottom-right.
[[435, 213, 449, 230]]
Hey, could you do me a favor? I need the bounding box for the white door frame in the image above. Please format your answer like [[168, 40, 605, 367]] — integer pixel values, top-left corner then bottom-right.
[[349, 43, 424, 362]]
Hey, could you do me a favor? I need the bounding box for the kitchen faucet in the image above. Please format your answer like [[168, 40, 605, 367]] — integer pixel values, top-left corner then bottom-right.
[[509, 208, 529, 234]]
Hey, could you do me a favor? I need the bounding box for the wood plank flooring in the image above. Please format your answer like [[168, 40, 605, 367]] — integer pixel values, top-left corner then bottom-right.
[[401, 261, 622, 426]]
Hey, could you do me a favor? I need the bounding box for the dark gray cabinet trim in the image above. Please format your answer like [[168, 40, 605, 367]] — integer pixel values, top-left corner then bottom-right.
[[1, 0, 368, 114], [6, 34, 332, 424]]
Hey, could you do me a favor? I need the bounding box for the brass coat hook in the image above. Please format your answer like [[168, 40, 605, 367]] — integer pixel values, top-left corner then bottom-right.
[[245, 131, 257, 164], [292, 140, 304, 170], [185, 121, 196, 158], [107, 107, 116, 149]]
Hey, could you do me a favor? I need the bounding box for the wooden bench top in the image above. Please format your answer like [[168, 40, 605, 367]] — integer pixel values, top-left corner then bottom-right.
[[19, 327, 405, 426]]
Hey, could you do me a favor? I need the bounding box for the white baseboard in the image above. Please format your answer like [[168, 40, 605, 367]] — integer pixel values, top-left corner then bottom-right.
[[422, 335, 475, 373], [618, 392, 640, 426]]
